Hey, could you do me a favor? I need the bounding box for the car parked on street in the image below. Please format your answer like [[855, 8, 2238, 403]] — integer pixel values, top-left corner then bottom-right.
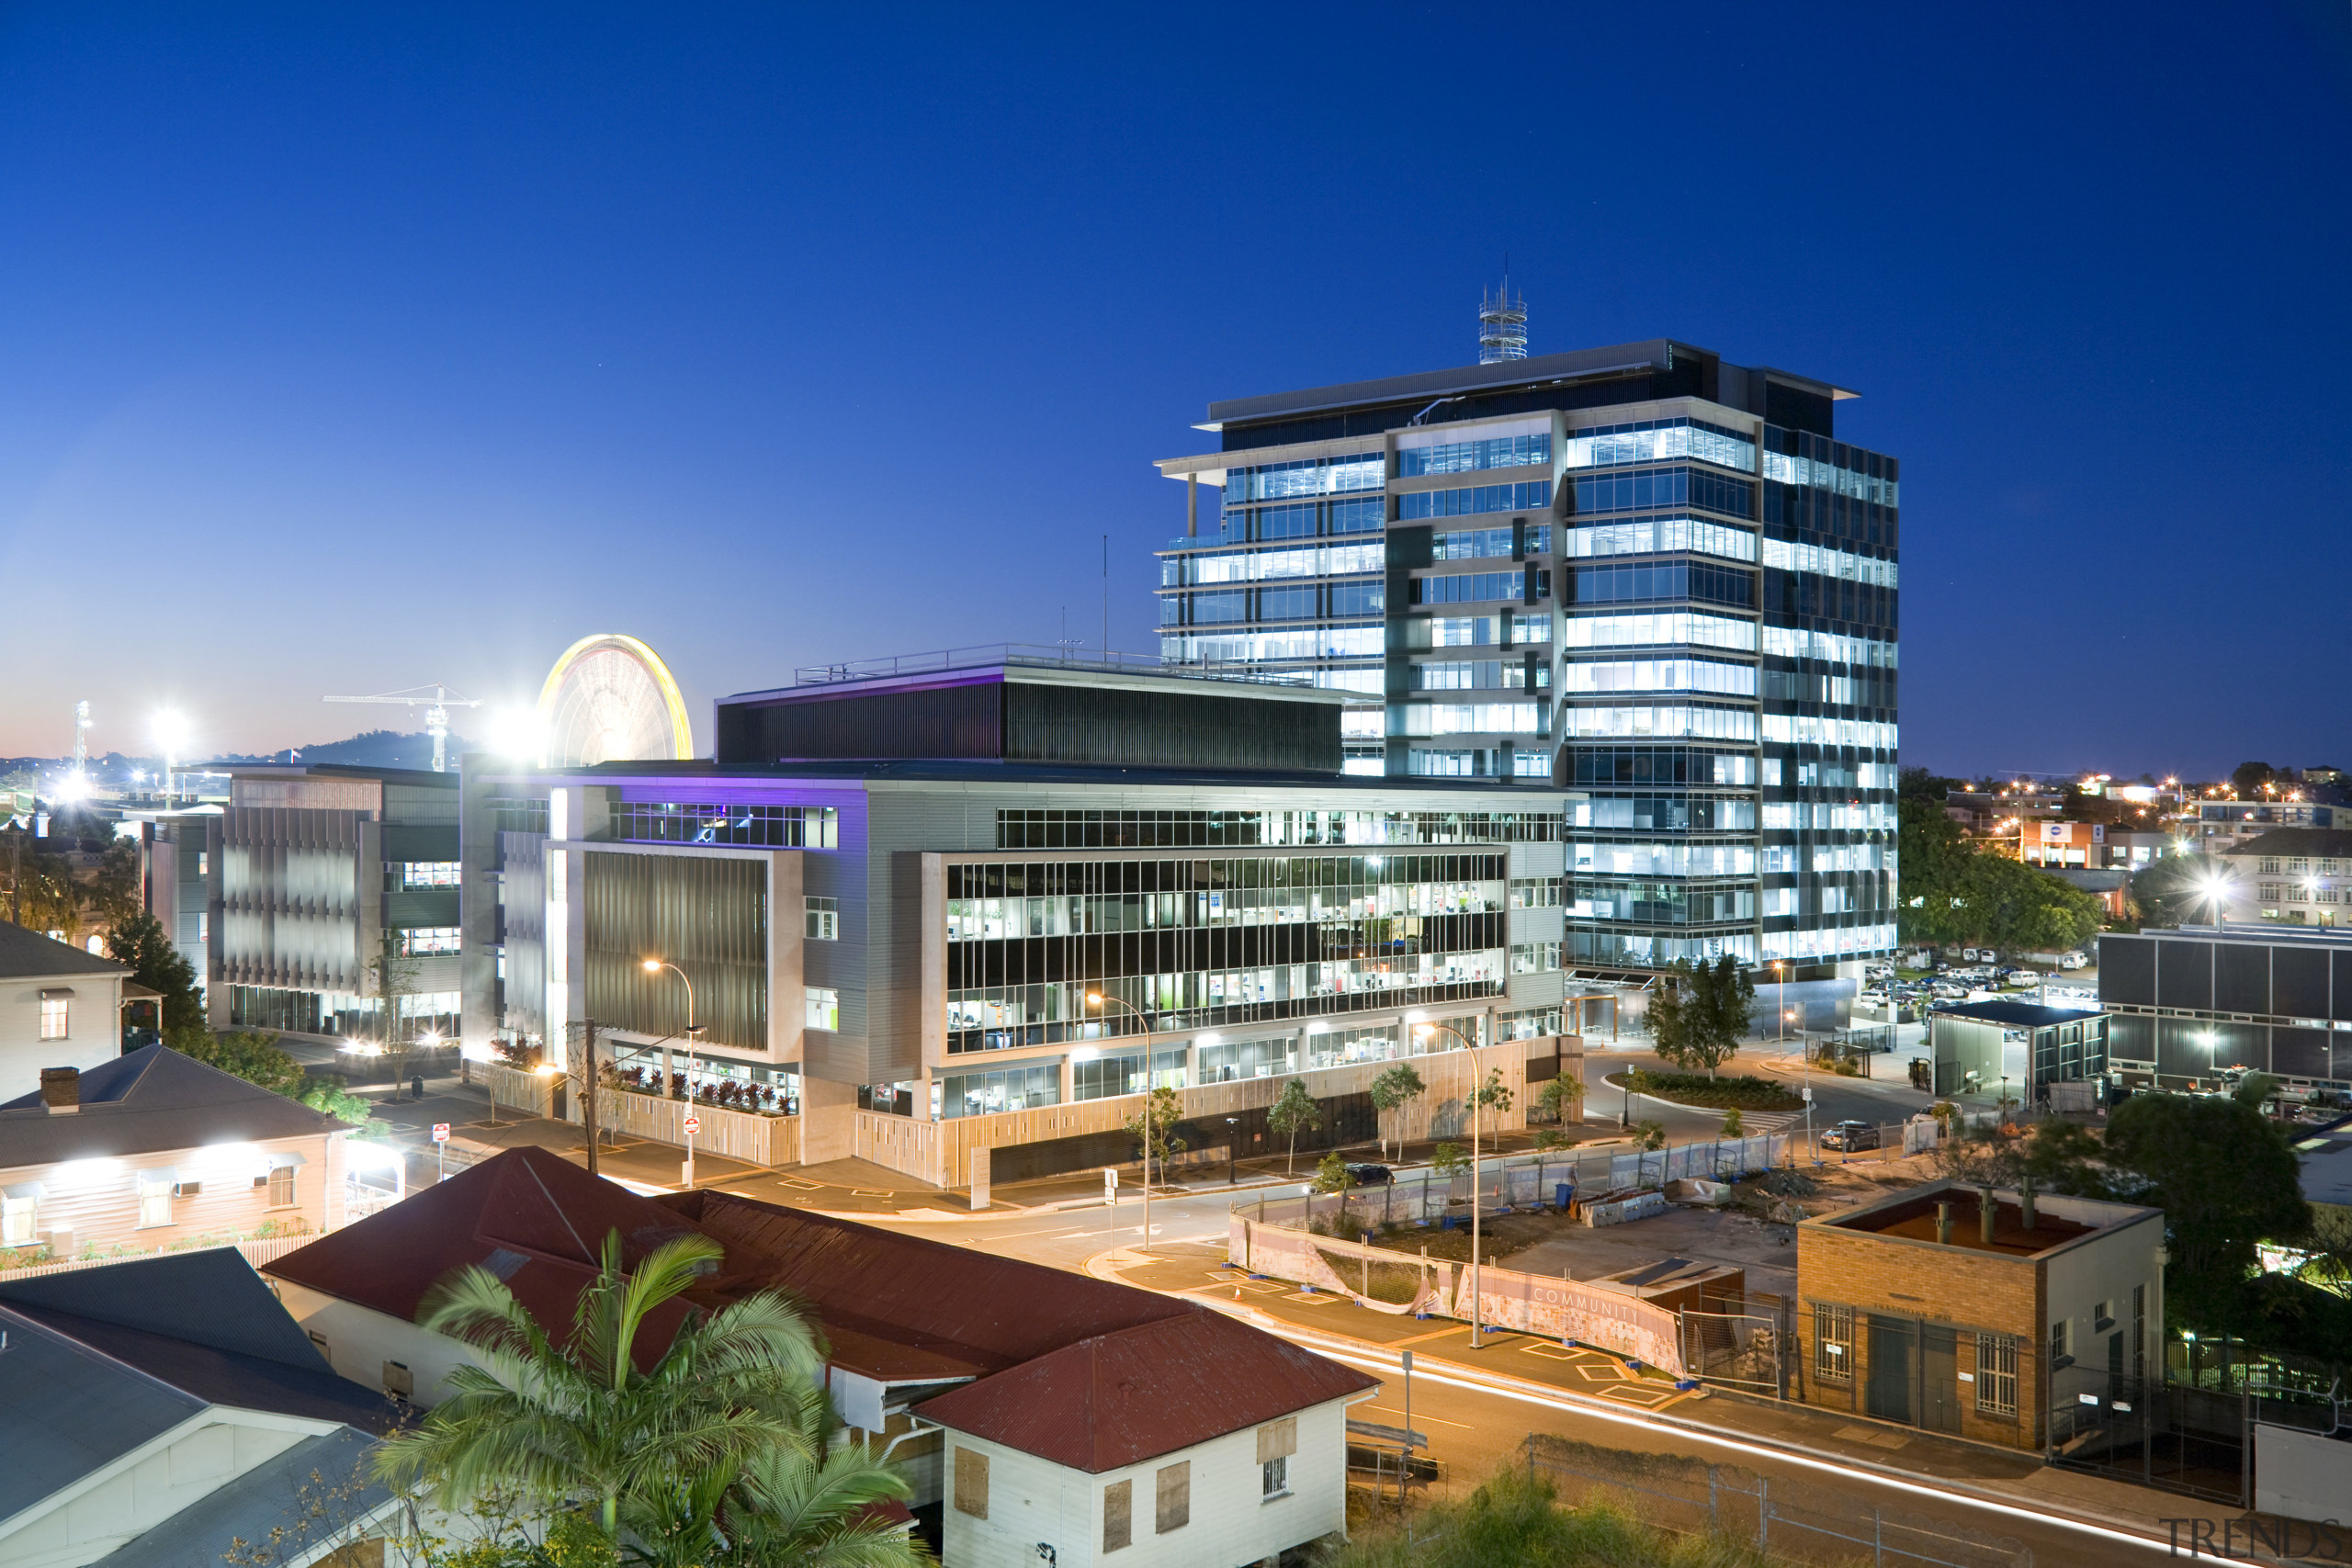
[[1346, 1163, 1393, 1186], [1819, 1120, 1881, 1152]]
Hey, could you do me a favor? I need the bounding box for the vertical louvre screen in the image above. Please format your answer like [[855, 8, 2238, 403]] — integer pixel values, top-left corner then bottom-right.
[[1154, 1461, 1189, 1534], [583, 852, 769, 1050]]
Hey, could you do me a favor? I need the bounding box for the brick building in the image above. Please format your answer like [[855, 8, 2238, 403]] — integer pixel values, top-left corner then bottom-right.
[[1796, 1179, 2163, 1449]]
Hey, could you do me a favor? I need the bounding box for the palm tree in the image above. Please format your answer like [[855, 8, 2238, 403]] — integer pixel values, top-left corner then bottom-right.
[[374, 1229, 824, 1540], [621, 1382, 928, 1568]]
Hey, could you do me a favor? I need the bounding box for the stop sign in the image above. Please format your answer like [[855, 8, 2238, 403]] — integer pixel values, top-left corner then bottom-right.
[[683, 1114, 701, 1134]]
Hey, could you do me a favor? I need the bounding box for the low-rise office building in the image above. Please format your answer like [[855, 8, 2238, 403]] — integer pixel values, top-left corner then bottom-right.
[[459, 652, 1577, 1187], [0, 923, 132, 1101], [0, 1045, 355, 1262], [2098, 923, 2352, 1094], [1925, 999, 2109, 1101], [2189, 798, 2341, 852], [1798, 1179, 2165, 1450]]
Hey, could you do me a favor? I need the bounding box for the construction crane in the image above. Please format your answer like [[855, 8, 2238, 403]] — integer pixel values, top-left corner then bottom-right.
[[323, 683, 482, 773]]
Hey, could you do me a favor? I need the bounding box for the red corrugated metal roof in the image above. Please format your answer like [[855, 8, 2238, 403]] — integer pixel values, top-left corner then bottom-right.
[[910, 1310, 1374, 1472], [268, 1151, 1373, 1463]]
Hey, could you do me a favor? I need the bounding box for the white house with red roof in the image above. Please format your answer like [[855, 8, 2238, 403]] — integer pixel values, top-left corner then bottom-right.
[[260, 1147, 1374, 1563]]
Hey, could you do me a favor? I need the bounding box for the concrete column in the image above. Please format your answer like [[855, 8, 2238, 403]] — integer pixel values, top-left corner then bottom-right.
[[1058, 1055, 1074, 1106]]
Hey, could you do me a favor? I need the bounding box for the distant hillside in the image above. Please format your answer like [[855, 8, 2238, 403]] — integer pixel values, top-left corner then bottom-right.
[[216, 728, 473, 771]]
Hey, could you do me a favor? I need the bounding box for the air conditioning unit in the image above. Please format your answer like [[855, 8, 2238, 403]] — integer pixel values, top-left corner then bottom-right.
[[39, 1228, 74, 1259]]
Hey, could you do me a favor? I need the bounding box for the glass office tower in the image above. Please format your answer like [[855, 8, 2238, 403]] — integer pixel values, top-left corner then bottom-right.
[[1155, 339, 1900, 974]]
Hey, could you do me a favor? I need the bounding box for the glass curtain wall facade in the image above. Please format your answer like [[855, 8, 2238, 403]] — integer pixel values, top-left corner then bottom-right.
[[1156, 341, 1900, 974]]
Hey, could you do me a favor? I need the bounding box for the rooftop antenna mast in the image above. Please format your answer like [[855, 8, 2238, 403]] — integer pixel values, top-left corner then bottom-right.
[[322, 683, 483, 773], [70, 701, 91, 772], [1478, 268, 1527, 364]]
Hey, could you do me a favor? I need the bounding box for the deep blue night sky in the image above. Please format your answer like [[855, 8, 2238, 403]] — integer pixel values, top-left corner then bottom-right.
[[3, 4, 2346, 777]]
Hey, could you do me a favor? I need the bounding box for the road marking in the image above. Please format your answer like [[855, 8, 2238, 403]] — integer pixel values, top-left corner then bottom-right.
[[973, 1226, 1088, 1242], [1299, 1344, 2171, 1559], [1357, 1402, 1473, 1431]]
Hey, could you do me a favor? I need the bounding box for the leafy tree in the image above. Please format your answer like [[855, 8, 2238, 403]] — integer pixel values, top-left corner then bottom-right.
[[1368, 1063, 1426, 1160], [1648, 957, 1753, 1079], [87, 838, 144, 930], [2231, 761, 2277, 796], [1122, 1083, 1186, 1184], [2103, 1089, 2312, 1332], [180, 1028, 385, 1134], [1430, 1141, 1469, 1179], [1719, 1107, 1745, 1138], [1898, 797, 2105, 952], [1898, 765, 1967, 804], [374, 1229, 828, 1540], [105, 909, 209, 1048], [1533, 1072, 1584, 1126], [1311, 1150, 1351, 1194], [1266, 1078, 1323, 1174], [3, 826, 81, 940], [1633, 1119, 1667, 1152]]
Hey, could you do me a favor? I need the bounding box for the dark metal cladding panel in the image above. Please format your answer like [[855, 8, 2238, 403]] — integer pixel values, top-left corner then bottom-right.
[[1001, 682, 1340, 773], [2334, 951, 2352, 1022], [2274, 1026, 2332, 1077], [2098, 935, 2154, 1008], [2275, 945, 2330, 1020], [2155, 940, 2213, 1011], [2213, 942, 2271, 1016], [718, 683, 1005, 765]]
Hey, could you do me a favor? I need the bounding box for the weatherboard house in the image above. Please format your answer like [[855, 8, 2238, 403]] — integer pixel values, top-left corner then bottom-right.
[[261, 1146, 1375, 1564]]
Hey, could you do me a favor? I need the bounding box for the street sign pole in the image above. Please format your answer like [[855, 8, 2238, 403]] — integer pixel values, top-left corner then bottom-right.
[[683, 1112, 701, 1188], [432, 1122, 450, 1182]]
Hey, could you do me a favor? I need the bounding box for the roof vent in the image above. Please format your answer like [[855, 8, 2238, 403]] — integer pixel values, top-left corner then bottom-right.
[[39, 1067, 80, 1115]]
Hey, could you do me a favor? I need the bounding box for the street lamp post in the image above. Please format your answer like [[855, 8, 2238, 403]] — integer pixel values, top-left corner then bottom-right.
[[643, 959, 706, 1187], [1088, 991, 1161, 1252], [1413, 1018, 1487, 1349]]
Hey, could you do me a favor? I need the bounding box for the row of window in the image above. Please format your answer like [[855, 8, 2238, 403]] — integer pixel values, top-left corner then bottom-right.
[[1562, 747, 1758, 787], [951, 853, 1507, 900], [992, 808, 1560, 849], [1565, 795, 1758, 832], [1406, 748, 1555, 779], [1563, 516, 1757, 564], [1165, 583, 1384, 624], [1760, 923, 1898, 960], [1397, 430, 1552, 476], [946, 884, 1502, 942], [1429, 613, 1554, 646], [1570, 885, 1758, 924], [1397, 480, 1554, 520], [613, 803, 840, 850], [1432, 522, 1551, 559], [950, 1425, 1290, 1553], [1413, 660, 1547, 692], [1761, 759, 1898, 789], [492, 797, 551, 835], [1762, 448, 1899, 506], [1572, 560, 1754, 609], [1168, 541, 1384, 585], [1511, 942, 1563, 973], [1565, 417, 1756, 475], [1570, 842, 1759, 878], [1223, 453, 1385, 502], [1563, 704, 1760, 742], [1759, 801, 1900, 831], [1211, 494, 1385, 542], [2255, 856, 2346, 875], [946, 952, 1505, 1051], [1564, 657, 1758, 698], [397, 927, 462, 955], [1413, 569, 1546, 606], [399, 861, 461, 887], [1571, 466, 1754, 520], [1760, 536, 1898, 587], [1160, 627, 1384, 664], [1759, 714, 1899, 750], [1391, 702, 1545, 737], [1564, 611, 1758, 653], [1758, 626, 1899, 668]]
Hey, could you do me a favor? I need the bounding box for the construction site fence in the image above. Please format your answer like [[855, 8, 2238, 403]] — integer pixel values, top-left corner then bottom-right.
[[1521, 1433, 2034, 1568], [1240, 1134, 1790, 1232]]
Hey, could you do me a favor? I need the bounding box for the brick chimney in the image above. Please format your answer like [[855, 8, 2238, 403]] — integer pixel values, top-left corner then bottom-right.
[[40, 1067, 81, 1114]]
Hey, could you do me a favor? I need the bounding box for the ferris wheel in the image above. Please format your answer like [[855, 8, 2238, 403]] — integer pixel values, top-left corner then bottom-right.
[[536, 634, 695, 766]]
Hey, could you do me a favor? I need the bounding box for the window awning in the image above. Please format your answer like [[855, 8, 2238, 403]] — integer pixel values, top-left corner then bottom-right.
[[38, 988, 74, 1000], [266, 1151, 309, 1168], [2, 1181, 43, 1201], [136, 1167, 178, 1192]]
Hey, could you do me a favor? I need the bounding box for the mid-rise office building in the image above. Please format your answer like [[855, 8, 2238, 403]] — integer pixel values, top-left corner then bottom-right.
[[206, 764, 462, 1041], [2098, 922, 2352, 1093], [459, 653, 1576, 1186], [1155, 333, 1899, 972]]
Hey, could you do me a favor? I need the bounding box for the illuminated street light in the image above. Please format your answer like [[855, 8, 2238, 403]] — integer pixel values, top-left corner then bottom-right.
[[153, 713, 189, 803]]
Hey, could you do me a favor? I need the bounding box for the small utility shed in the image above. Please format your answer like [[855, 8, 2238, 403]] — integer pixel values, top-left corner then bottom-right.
[[1927, 999, 2109, 1099], [915, 1309, 1372, 1568]]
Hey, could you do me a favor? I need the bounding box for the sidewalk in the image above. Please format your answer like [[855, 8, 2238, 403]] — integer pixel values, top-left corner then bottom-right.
[[1091, 1240, 2200, 1549]]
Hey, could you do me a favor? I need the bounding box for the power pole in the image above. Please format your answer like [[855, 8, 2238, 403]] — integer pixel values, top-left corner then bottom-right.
[[579, 1018, 601, 1179]]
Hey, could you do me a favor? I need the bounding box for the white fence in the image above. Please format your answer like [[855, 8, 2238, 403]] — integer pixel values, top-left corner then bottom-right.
[[1230, 1213, 1686, 1373], [1242, 1134, 1789, 1233]]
